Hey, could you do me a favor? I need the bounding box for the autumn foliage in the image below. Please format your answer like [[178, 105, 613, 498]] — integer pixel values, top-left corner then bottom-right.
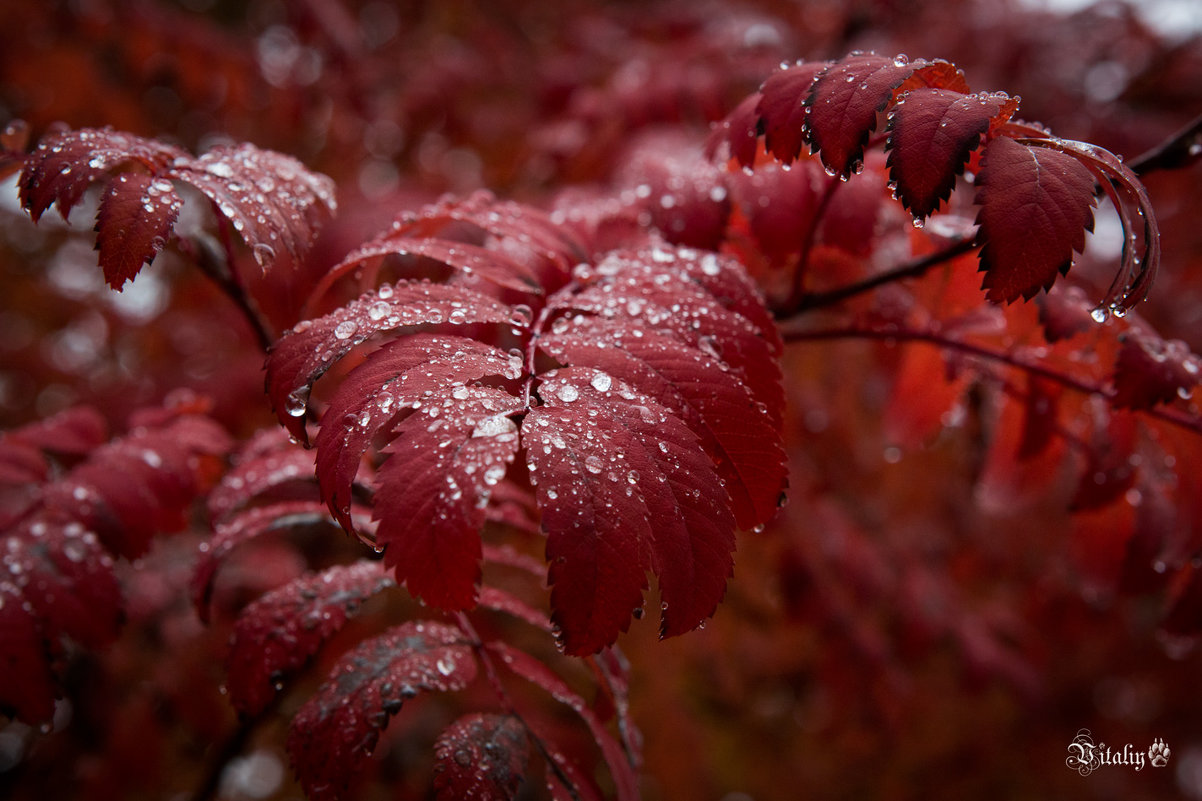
[[2, 2, 1202, 800]]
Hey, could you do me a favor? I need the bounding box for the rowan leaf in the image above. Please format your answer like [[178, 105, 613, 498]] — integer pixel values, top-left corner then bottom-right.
[[192, 500, 335, 621], [166, 142, 337, 270], [205, 429, 320, 521], [886, 89, 1018, 219], [333, 237, 543, 294], [756, 61, 828, 164], [705, 92, 761, 169], [1111, 331, 1199, 410], [267, 281, 514, 443], [0, 582, 58, 723], [18, 126, 337, 289], [525, 366, 736, 652], [18, 127, 186, 222], [287, 621, 477, 801], [312, 334, 522, 533], [433, 714, 530, 801], [4, 514, 121, 650], [560, 249, 783, 426], [538, 312, 784, 532], [974, 136, 1098, 303], [373, 386, 524, 609], [93, 172, 182, 288], [805, 54, 958, 178], [6, 405, 108, 456], [487, 640, 638, 801], [44, 415, 231, 558], [227, 560, 395, 717]]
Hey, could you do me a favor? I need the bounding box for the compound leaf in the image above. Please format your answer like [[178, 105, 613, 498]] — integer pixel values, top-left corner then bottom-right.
[[287, 621, 477, 801], [886, 89, 1018, 219], [227, 560, 396, 717]]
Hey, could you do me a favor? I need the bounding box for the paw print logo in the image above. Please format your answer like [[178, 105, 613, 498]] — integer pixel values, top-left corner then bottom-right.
[[1148, 738, 1171, 768]]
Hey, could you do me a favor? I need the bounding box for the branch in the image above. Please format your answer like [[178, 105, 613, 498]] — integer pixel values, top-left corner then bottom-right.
[[778, 236, 977, 318], [1128, 111, 1202, 177], [780, 323, 1202, 437], [180, 232, 276, 353]]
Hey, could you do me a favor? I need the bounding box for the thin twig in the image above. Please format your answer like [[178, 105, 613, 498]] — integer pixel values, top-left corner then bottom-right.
[[782, 174, 843, 311], [186, 233, 277, 353], [780, 323, 1202, 437], [1128, 111, 1202, 177], [781, 236, 978, 318]]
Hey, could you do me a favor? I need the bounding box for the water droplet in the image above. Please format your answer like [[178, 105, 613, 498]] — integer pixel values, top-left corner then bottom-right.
[[584, 455, 603, 474], [285, 390, 308, 417], [334, 320, 358, 340], [590, 372, 612, 392], [557, 384, 579, 403], [1090, 307, 1109, 324], [252, 242, 276, 267]]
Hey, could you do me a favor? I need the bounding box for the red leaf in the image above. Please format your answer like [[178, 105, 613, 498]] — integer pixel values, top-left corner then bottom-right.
[[806, 54, 969, 178], [539, 314, 785, 532], [7, 405, 108, 455], [44, 416, 228, 558], [726, 159, 822, 266], [334, 237, 542, 294], [886, 89, 1018, 219], [1038, 284, 1097, 342], [524, 367, 736, 652], [311, 193, 580, 303], [227, 560, 395, 717], [757, 61, 829, 164], [267, 281, 513, 442], [562, 248, 784, 426], [0, 583, 58, 723], [1111, 331, 1199, 410], [5, 514, 121, 649], [433, 714, 529, 801], [205, 429, 319, 521], [287, 621, 477, 801], [393, 192, 581, 273], [1071, 409, 1137, 512], [974, 136, 1098, 303], [313, 334, 522, 532], [487, 640, 638, 801], [42, 417, 226, 558], [617, 133, 730, 250], [804, 54, 916, 178], [374, 387, 524, 609], [18, 127, 185, 222], [705, 93, 761, 169], [192, 500, 335, 621], [94, 172, 182, 289], [167, 143, 336, 270]]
